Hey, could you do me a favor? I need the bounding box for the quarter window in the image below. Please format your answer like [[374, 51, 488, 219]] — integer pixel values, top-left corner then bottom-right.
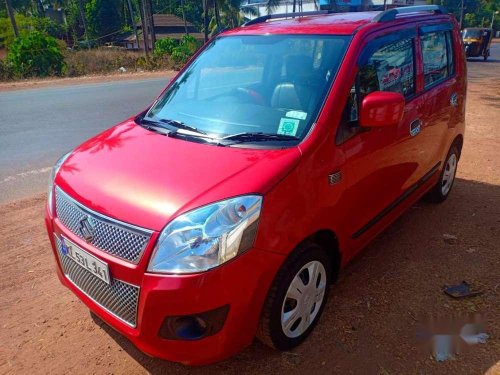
[[421, 31, 454, 88]]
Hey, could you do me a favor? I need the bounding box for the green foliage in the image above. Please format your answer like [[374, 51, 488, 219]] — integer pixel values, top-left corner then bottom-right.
[[32, 17, 68, 39], [0, 58, 14, 80], [85, 0, 123, 41], [431, 0, 499, 29], [0, 13, 32, 48], [152, 35, 200, 65], [7, 31, 65, 77], [154, 37, 177, 57], [173, 0, 205, 29], [0, 13, 68, 49], [171, 34, 199, 64]]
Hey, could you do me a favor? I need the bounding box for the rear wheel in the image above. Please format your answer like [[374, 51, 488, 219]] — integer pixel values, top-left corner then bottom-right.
[[257, 244, 331, 350], [425, 145, 459, 203]]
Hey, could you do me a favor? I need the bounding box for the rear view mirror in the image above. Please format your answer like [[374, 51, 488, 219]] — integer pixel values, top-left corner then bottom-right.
[[359, 91, 405, 127]]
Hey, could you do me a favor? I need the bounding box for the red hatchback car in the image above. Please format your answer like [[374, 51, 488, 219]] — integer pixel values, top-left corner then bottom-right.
[[45, 6, 466, 365]]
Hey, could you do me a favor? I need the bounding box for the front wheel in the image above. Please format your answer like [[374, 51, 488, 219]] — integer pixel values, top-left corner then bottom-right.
[[425, 145, 460, 203], [257, 244, 331, 350]]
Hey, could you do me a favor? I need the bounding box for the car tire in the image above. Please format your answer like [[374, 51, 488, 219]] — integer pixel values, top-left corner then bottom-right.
[[257, 243, 331, 350], [425, 145, 460, 203]]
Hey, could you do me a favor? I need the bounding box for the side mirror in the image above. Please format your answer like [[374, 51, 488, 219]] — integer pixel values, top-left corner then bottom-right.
[[359, 91, 405, 127]]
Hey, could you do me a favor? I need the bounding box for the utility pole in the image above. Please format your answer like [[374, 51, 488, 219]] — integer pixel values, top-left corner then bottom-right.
[[126, 0, 140, 52], [5, 0, 19, 38], [147, 0, 156, 50], [77, 0, 90, 49], [491, 11, 499, 29]]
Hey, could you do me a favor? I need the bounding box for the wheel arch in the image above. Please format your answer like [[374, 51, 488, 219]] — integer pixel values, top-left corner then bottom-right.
[[451, 134, 464, 159], [295, 229, 342, 283]]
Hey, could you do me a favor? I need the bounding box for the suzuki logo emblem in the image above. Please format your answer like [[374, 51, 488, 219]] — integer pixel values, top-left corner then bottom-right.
[[79, 216, 94, 242]]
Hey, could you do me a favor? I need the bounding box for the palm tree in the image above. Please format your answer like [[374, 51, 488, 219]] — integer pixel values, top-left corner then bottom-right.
[[5, 0, 19, 37], [206, 0, 258, 35], [180, 0, 188, 35], [77, 0, 90, 49], [266, 0, 320, 14]]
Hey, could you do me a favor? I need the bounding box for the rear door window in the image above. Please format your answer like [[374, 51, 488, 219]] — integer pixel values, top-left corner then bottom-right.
[[421, 30, 454, 88]]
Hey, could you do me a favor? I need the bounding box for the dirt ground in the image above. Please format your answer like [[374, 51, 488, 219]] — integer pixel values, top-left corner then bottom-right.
[[1, 58, 499, 374]]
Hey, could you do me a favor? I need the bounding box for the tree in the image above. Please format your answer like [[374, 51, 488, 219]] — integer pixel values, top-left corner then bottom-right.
[[5, 0, 19, 37], [205, 0, 258, 36], [85, 0, 122, 41], [427, 0, 499, 29], [266, 0, 319, 14]]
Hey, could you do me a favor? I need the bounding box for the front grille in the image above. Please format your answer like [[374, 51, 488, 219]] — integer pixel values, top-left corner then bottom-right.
[[55, 187, 152, 263], [54, 235, 140, 327]]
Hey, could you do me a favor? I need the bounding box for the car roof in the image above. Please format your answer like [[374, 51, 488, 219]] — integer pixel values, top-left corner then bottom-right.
[[223, 10, 453, 37]]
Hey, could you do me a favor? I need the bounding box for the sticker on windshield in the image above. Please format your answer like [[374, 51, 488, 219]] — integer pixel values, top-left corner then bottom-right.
[[278, 118, 300, 136], [285, 110, 307, 120]]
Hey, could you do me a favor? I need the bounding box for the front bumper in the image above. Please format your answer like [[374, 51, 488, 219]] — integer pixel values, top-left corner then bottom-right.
[[45, 205, 285, 365]]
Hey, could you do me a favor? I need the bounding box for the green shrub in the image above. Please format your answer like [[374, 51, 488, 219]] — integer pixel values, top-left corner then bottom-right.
[[0, 59, 14, 81], [7, 31, 65, 77], [136, 54, 174, 71], [32, 17, 68, 39], [154, 37, 178, 57], [171, 35, 200, 65]]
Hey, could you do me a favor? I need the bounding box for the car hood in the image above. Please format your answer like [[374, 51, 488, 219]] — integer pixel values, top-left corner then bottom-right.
[[55, 121, 302, 231]]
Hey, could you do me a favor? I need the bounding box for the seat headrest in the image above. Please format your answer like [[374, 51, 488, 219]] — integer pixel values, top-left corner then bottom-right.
[[285, 55, 314, 81]]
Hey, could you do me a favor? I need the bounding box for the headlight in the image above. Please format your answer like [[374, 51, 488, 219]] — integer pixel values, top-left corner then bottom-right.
[[47, 152, 71, 215], [148, 195, 262, 274]]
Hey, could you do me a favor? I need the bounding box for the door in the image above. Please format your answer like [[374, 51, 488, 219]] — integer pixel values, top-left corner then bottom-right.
[[418, 24, 458, 170], [336, 28, 425, 243]]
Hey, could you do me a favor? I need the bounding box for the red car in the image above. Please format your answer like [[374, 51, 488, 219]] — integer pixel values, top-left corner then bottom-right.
[[45, 6, 466, 365]]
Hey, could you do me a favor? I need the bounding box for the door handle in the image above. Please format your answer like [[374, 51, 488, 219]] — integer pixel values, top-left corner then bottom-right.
[[450, 92, 458, 107], [410, 119, 422, 137]]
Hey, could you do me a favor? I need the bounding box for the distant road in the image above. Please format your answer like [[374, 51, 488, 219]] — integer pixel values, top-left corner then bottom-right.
[[0, 43, 499, 204], [0, 76, 170, 203]]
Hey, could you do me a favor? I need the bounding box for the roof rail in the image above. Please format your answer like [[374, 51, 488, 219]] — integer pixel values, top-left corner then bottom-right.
[[373, 5, 448, 22], [243, 10, 334, 27]]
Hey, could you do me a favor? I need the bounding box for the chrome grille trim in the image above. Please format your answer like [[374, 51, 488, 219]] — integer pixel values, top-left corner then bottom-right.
[[55, 187, 153, 263], [54, 235, 139, 327]]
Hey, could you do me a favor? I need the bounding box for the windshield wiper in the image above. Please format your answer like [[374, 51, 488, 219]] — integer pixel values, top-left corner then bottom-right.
[[158, 118, 208, 135], [220, 132, 300, 144], [139, 118, 175, 135]]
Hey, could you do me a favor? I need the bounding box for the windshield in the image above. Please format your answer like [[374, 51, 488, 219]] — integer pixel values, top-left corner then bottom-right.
[[462, 29, 482, 39], [144, 35, 350, 144]]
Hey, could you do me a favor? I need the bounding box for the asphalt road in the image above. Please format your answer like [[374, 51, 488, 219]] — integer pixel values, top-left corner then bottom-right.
[[0, 43, 499, 204], [0, 77, 169, 203]]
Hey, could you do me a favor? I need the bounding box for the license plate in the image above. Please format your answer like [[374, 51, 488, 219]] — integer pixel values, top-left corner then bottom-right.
[[60, 236, 110, 285]]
